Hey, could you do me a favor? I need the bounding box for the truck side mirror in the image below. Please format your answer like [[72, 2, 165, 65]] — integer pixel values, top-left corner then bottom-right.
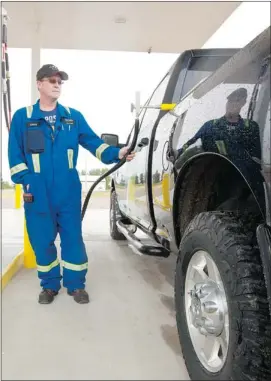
[[101, 133, 119, 147]]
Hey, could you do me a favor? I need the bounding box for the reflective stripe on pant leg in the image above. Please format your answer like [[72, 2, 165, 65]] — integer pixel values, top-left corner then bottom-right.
[[58, 205, 88, 290], [37, 258, 60, 272], [62, 261, 88, 271]]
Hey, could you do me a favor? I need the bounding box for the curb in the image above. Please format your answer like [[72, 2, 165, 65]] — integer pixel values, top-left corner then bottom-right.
[[1, 251, 24, 291]]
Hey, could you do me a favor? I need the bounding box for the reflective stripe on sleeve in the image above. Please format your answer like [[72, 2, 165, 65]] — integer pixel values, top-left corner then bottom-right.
[[32, 154, 40, 173], [96, 143, 110, 161], [62, 261, 88, 271], [10, 163, 28, 176], [37, 259, 60, 272]]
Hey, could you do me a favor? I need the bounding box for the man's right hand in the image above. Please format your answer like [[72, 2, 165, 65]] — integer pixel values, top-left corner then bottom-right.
[[118, 146, 136, 161]]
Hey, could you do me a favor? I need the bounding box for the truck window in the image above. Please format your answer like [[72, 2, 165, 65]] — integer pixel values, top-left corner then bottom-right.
[[139, 73, 170, 133], [176, 55, 267, 150], [126, 73, 170, 145], [176, 55, 235, 102]]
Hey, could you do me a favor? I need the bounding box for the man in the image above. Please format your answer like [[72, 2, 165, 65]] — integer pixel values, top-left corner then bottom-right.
[[177, 87, 261, 161], [8, 64, 135, 305]]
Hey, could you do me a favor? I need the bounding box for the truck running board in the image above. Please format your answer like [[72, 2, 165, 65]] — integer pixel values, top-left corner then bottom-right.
[[116, 220, 170, 258]]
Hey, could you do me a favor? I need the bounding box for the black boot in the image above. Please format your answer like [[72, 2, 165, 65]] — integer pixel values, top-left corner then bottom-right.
[[67, 289, 89, 304], [38, 289, 58, 304]]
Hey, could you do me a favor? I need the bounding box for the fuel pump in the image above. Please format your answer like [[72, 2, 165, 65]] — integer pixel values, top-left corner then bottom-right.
[[1, 6, 11, 131]]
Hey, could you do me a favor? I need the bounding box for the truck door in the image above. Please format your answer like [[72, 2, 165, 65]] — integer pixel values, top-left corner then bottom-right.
[[151, 53, 237, 241], [126, 73, 170, 230]]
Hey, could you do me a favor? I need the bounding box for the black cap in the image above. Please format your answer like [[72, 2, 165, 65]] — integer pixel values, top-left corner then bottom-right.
[[36, 64, 69, 81], [227, 87, 247, 102]]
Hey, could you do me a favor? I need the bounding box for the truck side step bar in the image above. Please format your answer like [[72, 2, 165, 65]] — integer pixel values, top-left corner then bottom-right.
[[116, 220, 170, 258]]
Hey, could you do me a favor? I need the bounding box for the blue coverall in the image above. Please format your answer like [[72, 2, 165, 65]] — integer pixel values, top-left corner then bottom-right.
[[8, 100, 120, 292]]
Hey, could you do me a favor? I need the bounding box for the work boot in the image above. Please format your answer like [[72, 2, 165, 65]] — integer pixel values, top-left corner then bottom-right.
[[38, 289, 58, 304], [68, 289, 89, 304]]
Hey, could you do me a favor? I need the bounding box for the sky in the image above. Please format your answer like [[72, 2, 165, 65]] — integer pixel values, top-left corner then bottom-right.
[[1, 1, 270, 182]]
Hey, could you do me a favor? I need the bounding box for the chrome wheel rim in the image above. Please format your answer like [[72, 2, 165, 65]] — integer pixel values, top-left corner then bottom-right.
[[184, 250, 229, 373]]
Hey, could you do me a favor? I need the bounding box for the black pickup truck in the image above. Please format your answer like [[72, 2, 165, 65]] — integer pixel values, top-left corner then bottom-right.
[[103, 27, 271, 381]]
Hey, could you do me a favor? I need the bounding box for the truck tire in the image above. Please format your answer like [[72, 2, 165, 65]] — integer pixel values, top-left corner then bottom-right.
[[110, 190, 126, 240], [175, 211, 271, 381]]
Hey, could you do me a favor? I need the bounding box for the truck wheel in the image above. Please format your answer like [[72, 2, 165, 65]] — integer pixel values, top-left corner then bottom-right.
[[110, 190, 126, 240], [175, 211, 271, 381]]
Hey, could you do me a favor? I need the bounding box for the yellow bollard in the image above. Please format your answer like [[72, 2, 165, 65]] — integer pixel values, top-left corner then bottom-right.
[[24, 218, 36, 268], [15, 184, 21, 209], [128, 176, 136, 202], [162, 173, 171, 209]]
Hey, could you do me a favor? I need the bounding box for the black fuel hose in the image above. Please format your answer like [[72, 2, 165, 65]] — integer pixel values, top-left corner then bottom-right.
[[81, 117, 140, 220]]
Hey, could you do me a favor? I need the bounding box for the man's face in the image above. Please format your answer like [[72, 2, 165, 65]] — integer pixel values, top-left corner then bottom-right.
[[225, 98, 246, 116], [37, 75, 63, 100]]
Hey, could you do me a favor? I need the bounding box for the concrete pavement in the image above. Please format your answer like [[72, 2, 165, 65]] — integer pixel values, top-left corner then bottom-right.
[[2, 209, 190, 380], [1, 208, 24, 271]]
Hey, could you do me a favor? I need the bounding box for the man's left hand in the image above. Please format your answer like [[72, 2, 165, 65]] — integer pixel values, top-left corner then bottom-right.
[[118, 146, 136, 161]]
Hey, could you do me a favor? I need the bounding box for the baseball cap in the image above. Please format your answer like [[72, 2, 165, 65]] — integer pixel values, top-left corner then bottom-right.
[[227, 87, 247, 102], [36, 64, 69, 81]]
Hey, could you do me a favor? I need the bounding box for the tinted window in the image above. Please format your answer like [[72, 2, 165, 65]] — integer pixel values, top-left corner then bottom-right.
[[126, 74, 170, 145], [175, 56, 266, 150], [139, 73, 170, 132], [179, 55, 234, 101]]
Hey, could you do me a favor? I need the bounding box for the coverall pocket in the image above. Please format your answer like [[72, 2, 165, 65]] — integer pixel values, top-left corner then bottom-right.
[[24, 175, 49, 214], [26, 129, 45, 154]]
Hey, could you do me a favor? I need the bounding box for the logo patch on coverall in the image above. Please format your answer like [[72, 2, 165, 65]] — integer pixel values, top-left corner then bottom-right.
[[61, 118, 75, 125], [27, 122, 41, 127]]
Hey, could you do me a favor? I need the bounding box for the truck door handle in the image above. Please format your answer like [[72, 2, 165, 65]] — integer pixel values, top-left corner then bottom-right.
[[137, 137, 149, 147]]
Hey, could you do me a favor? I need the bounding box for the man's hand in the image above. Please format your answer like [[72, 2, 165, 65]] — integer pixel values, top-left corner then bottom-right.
[[118, 146, 136, 161]]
